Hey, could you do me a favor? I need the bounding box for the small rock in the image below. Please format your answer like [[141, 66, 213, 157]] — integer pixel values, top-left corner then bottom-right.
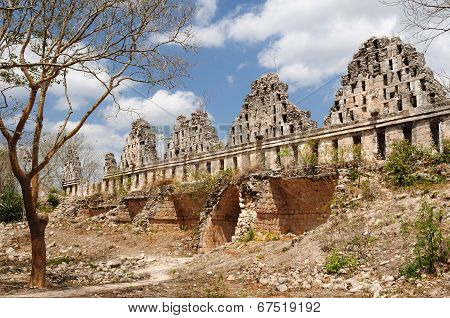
[[259, 277, 269, 285], [226, 275, 236, 281], [382, 275, 394, 283], [206, 271, 213, 276], [278, 277, 288, 284], [369, 281, 382, 298], [276, 284, 288, 292], [302, 281, 311, 289], [5, 247, 15, 255], [106, 259, 122, 268]]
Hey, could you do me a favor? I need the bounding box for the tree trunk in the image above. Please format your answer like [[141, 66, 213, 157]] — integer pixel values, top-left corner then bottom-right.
[[20, 181, 49, 288], [29, 233, 47, 288]]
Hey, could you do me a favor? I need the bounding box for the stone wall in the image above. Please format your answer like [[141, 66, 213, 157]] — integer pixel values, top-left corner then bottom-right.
[[199, 173, 338, 250]]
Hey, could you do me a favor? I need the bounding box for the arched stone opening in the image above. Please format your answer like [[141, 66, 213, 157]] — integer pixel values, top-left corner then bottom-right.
[[202, 186, 241, 249]]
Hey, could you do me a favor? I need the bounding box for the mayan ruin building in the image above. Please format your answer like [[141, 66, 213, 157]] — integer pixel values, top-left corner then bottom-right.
[[165, 110, 220, 160], [61, 36, 449, 246], [227, 73, 316, 147], [119, 119, 158, 170], [324, 37, 447, 128], [63, 37, 450, 197], [63, 148, 81, 183]]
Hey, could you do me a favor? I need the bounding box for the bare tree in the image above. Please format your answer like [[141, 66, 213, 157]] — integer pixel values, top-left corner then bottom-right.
[[384, 1, 450, 93], [387, 0, 450, 45], [36, 133, 102, 191], [0, 0, 194, 287]]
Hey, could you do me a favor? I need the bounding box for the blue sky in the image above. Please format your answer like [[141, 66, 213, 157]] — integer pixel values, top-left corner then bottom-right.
[[35, 0, 450, 158]]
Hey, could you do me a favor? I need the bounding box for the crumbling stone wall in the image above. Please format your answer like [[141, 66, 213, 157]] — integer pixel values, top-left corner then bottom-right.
[[63, 148, 81, 182], [120, 119, 158, 169], [227, 73, 316, 147], [199, 172, 338, 250], [165, 110, 220, 160], [132, 185, 206, 230], [324, 37, 447, 127]]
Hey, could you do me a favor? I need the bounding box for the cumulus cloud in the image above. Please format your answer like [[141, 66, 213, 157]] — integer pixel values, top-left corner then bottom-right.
[[195, 0, 218, 26], [102, 89, 206, 131], [48, 120, 126, 157], [193, 0, 450, 89]]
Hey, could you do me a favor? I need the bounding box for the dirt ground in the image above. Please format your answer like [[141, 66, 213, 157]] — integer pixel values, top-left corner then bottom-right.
[[1, 174, 449, 298]]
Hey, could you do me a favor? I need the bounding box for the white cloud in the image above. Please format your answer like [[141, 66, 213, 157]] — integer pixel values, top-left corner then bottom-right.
[[102, 89, 206, 131], [192, 0, 449, 89], [237, 62, 247, 71], [47, 89, 207, 159], [48, 120, 126, 157], [226, 75, 234, 86], [195, 0, 218, 26]]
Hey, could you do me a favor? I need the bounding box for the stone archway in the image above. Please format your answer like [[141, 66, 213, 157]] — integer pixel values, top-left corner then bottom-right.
[[201, 185, 241, 249]]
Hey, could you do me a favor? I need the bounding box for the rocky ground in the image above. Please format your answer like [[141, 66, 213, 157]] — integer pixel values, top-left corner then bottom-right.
[[0, 171, 449, 298]]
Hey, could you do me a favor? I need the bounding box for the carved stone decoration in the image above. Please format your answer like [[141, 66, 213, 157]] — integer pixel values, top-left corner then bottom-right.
[[104, 152, 117, 175], [165, 110, 220, 160], [324, 36, 448, 127], [120, 119, 158, 169], [227, 73, 317, 147], [63, 148, 81, 182]]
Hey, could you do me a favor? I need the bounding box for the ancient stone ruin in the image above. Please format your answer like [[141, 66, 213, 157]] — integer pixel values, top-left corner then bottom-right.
[[62, 36, 450, 249], [120, 119, 158, 169], [165, 110, 220, 160], [63, 148, 81, 183], [228, 73, 316, 147], [324, 37, 447, 127], [104, 153, 117, 175]]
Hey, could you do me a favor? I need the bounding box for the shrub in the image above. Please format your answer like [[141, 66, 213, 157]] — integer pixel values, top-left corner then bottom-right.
[[179, 170, 217, 199], [325, 250, 358, 273], [432, 138, 450, 164], [299, 140, 318, 172], [348, 167, 361, 182], [0, 186, 23, 223], [360, 180, 376, 201], [240, 226, 256, 242], [46, 256, 75, 266], [399, 202, 448, 278], [47, 192, 60, 207], [385, 140, 429, 187]]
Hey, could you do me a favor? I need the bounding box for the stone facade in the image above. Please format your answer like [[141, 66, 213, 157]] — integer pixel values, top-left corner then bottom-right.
[[119, 119, 158, 169], [164, 110, 220, 160], [227, 73, 317, 147], [324, 37, 447, 127], [63, 148, 81, 182]]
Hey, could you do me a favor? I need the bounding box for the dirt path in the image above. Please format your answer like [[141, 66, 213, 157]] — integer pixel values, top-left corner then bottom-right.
[[8, 256, 192, 298]]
